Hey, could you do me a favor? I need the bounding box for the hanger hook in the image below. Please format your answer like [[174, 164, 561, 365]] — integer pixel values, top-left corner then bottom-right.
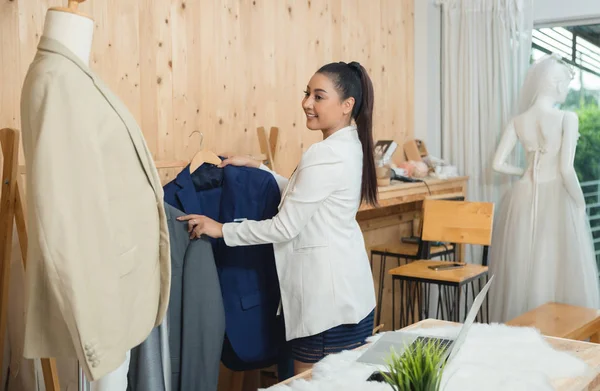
[[189, 130, 204, 149]]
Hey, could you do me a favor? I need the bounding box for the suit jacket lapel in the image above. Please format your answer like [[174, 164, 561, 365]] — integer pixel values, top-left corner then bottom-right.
[[220, 167, 240, 224], [90, 77, 158, 193], [174, 167, 203, 214], [37, 37, 158, 194]]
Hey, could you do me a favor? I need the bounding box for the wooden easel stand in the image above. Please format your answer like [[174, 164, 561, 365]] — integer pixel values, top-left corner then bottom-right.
[[0, 128, 60, 390]]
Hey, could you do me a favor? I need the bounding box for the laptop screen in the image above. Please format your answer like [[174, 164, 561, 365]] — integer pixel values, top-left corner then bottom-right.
[[441, 275, 495, 365]]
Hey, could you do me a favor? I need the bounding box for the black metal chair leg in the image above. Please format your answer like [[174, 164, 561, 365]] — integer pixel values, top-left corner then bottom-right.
[[392, 276, 396, 330], [484, 274, 490, 323], [464, 283, 468, 321], [454, 285, 462, 322], [470, 281, 478, 322], [423, 283, 430, 320], [435, 285, 442, 319], [392, 279, 405, 329], [417, 282, 423, 322], [444, 286, 452, 320], [404, 281, 411, 328], [405, 281, 413, 326], [375, 255, 387, 326], [410, 282, 417, 325]]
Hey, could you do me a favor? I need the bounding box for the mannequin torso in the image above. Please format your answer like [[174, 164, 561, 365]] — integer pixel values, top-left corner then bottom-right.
[[42, 9, 94, 66], [492, 75, 584, 208]]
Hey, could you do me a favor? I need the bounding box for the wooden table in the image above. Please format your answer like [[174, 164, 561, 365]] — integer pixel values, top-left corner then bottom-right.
[[277, 319, 600, 390], [358, 177, 469, 331], [507, 302, 600, 343]]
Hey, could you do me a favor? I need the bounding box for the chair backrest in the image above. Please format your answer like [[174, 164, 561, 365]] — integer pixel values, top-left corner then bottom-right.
[[421, 199, 494, 246], [257, 126, 279, 171], [413, 193, 465, 244]]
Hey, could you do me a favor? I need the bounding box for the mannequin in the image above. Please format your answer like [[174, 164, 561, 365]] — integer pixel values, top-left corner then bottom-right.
[[40, 4, 132, 391], [20, 0, 170, 390], [489, 53, 600, 323]]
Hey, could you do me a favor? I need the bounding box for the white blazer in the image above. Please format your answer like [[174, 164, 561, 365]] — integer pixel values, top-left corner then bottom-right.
[[223, 125, 376, 340]]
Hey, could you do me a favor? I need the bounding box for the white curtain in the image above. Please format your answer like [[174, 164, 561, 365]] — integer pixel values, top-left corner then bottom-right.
[[440, 0, 534, 206]]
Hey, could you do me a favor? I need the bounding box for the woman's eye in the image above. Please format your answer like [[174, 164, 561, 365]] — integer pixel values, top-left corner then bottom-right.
[[303, 90, 309, 96], [315, 95, 322, 100]]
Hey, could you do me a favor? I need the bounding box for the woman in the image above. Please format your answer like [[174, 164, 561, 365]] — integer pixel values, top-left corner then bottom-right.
[[178, 61, 378, 374]]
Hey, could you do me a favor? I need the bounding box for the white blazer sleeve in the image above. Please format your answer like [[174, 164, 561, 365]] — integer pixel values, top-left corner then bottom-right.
[[258, 163, 289, 194], [223, 143, 344, 246]]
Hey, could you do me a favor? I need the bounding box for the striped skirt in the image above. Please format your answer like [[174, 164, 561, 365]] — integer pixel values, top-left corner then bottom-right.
[[290, 309, 375, 363]]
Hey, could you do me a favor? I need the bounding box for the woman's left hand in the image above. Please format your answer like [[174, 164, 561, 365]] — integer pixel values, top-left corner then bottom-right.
[[176, 214, 224, 239]]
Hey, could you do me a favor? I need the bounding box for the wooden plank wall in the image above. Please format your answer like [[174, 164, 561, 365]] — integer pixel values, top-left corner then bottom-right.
[[0, 0, 414, 182]]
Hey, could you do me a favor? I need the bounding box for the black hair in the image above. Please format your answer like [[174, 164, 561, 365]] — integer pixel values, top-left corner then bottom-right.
[[317, 61, 377, 206]]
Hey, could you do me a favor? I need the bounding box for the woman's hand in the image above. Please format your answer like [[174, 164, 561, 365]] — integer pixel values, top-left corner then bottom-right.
[[176, 214, 224, 239], [218, 155, 261, 169]]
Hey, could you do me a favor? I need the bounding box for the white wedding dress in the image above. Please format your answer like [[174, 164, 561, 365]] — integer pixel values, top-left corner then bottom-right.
[[489, 111, 600, 323]]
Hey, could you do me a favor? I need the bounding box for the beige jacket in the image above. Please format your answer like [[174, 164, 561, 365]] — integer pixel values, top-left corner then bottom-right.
[[19, 37, 171, 381]]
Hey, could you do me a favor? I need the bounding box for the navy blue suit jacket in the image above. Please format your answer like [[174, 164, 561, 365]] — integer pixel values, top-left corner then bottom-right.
[[163, 164, 284, 370]]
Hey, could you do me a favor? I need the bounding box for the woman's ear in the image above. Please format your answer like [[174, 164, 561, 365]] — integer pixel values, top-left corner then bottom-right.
[[343, 97, 355, 116]]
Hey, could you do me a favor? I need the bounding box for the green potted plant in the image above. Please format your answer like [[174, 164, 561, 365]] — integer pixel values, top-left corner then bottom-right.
[[380, 338, 448, 391]]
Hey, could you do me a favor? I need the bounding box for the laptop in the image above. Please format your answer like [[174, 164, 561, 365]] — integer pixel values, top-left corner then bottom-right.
[[357, 275, 494, 370]]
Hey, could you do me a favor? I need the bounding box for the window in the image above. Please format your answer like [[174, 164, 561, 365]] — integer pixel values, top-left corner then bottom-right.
[[532, 25, 600, 272]]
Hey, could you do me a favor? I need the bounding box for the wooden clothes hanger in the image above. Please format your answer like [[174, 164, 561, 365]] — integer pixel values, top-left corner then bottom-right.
[[50, 0, 93, 20], [188, 130, 222, 173]]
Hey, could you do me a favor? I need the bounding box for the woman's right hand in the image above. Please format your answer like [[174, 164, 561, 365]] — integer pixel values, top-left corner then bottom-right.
[[218, 155, 261, 169]]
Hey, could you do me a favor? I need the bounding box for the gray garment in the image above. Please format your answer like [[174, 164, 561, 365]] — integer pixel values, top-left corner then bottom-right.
[[128, 319, 170, 391], [166, 203, 225, 391], [128, 203, 225, 391]]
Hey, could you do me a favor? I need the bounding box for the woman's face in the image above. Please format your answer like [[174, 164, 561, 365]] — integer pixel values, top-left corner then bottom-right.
[[302, 73, 354, 132]]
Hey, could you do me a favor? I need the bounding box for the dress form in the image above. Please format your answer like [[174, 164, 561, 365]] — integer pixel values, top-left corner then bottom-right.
[[39, 2, 131, 390], [488, 54, 600, 322], [42, 1, 93, 66], [493, 57, 585, 209]]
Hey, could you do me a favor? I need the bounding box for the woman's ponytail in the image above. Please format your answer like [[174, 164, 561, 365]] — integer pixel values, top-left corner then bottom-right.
[[349, 63, 377, 206], [318, 61, 378, 206]]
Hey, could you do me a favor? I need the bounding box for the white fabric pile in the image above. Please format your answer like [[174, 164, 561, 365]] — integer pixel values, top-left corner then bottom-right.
[[262, 323, 592, 391]]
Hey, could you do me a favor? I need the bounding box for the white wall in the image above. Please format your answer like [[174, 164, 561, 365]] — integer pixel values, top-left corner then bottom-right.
[[413, 0, 442, 157], [534, 0, 600, 25]]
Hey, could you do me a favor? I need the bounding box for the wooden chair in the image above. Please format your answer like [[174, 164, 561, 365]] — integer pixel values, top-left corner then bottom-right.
[[370, 194, 464, 326], [256, 126, 279, 172], [388, 199, 494, 329], [507, 302, 600, 343]]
